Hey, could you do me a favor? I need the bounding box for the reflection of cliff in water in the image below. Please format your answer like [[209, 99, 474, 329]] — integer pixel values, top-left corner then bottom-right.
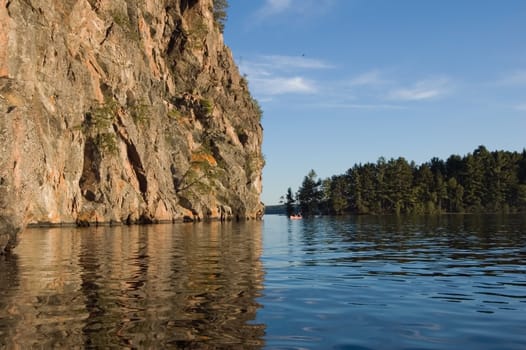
[[0, 254, 19, 347], [0, 222, 265, 348]]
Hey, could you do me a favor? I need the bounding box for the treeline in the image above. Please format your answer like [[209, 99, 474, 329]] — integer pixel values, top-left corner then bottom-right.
[[284, 146, 526, 216]]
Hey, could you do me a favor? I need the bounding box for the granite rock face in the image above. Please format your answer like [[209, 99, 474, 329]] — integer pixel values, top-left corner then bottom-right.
[[0, 0, 264, 253]]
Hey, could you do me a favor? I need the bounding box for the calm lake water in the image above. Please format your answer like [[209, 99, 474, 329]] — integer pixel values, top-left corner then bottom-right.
[[1, 215, 525, 349]]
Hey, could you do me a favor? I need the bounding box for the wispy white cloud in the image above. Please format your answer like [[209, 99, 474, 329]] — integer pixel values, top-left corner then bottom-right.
[[316, 102, 407, 110], [256, 0, 336, 19], [343, 71, 453, 103], [388, 88, 440, 101], [258, 0, 293, 17], [498, 70, 526, 86], [252, 76, 316, 95], [387, 78, 450, 101], [240, 55, 333, 74], [514, 103, 526, 111], [261, 55, 334, 70], [348, 70, 390, 87], [239, 54, 454, 104], [239, 54, 331, 96]]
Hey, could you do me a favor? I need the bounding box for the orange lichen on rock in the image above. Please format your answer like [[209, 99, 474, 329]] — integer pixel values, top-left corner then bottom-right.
[[191, 152, 217, 167]]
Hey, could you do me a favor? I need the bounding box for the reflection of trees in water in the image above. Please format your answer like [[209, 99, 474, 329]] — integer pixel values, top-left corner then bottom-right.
[[295, 214, 526, 267], [0, 222, 265, 348]]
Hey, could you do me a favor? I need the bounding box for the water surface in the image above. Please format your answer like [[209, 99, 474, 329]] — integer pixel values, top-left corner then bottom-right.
[[259, 214, 526, 350], [0, 222, 265, 348], [1, 214, 526, 349]]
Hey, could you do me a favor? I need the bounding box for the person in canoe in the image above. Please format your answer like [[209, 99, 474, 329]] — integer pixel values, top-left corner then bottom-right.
[[290, 213, 303, 220]]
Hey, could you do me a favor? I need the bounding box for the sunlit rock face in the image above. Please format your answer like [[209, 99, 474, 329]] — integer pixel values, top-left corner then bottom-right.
[[0, 0, 264, 252]]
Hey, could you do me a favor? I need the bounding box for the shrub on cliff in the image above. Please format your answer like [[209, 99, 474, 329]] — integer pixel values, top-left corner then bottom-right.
[[213, 0, 228, 33]]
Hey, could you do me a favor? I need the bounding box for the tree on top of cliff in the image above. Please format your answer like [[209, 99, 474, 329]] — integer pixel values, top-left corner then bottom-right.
[[213, 0, 229, 33]]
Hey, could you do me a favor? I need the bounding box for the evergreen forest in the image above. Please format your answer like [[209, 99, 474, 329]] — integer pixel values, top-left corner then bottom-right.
[[284, 146, 526, 217]]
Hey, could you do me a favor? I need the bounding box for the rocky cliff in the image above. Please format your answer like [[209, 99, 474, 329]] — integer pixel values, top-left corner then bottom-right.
[[0, 0, 264, 253]]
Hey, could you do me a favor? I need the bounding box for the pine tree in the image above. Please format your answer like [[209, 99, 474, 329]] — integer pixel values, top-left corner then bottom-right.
[[463, 153, 484, 211], [331, 175, 349, 215], [297, 170, 322, 217], [446, 177, 464, 212], [348, 166, 365, 213], [323, 175, 348, 215], [414, 164, 435, 214], [284, 187, 296, 217], [287, 145, 526, 216]]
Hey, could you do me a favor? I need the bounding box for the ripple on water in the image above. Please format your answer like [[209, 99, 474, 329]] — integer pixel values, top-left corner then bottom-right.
[[258, 215, 526, 350], [1, 215, 526, 349]]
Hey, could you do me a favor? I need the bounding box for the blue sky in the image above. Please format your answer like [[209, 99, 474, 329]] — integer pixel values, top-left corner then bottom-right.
[[223, 0, 526, 205]]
